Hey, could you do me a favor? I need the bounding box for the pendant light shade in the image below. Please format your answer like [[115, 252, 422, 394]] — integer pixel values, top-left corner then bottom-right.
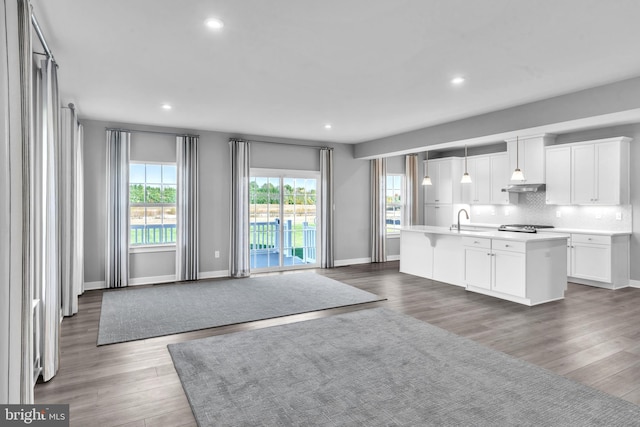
[[461, 145, 472, 184], [511, 136, 526, 181], [511, 168, 525, 181], [422, 151, 432, 186]]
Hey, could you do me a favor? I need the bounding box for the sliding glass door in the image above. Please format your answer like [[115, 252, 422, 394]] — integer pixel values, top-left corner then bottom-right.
[[249, 169, 320, 271]]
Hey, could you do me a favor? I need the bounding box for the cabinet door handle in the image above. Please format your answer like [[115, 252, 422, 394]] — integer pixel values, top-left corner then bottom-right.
[[587, 238, 592, 241], [487, 253, 491, 256], [505, 244, 510, 247]]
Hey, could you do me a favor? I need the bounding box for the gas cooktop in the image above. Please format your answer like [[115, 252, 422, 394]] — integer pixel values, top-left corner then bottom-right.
[[498, 224, 555, 233]]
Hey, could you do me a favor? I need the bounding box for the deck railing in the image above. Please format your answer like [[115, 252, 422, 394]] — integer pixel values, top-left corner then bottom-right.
[[250, 219, 316, 264], [131, 224, 176, 245]]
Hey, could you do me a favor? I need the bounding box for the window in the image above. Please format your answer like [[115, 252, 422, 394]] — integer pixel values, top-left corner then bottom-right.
[[129, 163, 177, 245], [386, 174, 403, 234]]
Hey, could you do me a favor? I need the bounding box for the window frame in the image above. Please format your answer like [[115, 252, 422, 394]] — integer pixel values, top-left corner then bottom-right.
[[385, 173, 404, 236], [129, 161, 177, 249]]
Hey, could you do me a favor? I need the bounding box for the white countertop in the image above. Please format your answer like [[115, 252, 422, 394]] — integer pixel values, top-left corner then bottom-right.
[[545, 228, 631, 236], [400, 226, 569, 242], [443, 223, 631, 237]]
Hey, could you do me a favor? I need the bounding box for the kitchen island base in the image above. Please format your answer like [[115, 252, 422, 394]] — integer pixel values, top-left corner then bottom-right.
[[400, 227, 568, 306]]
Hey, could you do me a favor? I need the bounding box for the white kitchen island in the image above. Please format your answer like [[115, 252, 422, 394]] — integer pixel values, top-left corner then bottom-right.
[[400, 226, 569, 306]]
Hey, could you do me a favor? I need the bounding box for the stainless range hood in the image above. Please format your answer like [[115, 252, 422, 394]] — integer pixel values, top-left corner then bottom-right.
[[501, 183, 546, 193]]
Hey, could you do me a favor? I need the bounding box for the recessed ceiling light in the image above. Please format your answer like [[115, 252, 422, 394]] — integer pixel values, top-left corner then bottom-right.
[[324, 124, 332, 129], [161, 103, 172, 110], [451, 76, 465, 85], [205, 18, 224, 30]]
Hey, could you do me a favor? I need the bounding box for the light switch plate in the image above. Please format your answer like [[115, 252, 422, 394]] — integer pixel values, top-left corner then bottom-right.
[[595, 212, 602, 219], [616, 212, 622, 220]]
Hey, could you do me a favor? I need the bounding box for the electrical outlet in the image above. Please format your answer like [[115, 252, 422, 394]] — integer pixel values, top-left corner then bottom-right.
[[616, 212, 622, 220], [556, 211, 561, 218], [491, 209, 496, 216], [214, 251, 220, 258], [504, 209, 510, 216]]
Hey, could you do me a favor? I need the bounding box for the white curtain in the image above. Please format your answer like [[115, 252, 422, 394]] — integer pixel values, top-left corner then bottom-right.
[[371, 158, 387, 263], [320, 147, 334, 268], [60, 105, 84, 316], [229, 139, 251, 278], [176, 135, 199, 281], [37, 57, 60, 382], [75, 123, 84, 298], [9, 0, 37, 401], [403, 154, 419, 227], [105, 130, 130, 288]]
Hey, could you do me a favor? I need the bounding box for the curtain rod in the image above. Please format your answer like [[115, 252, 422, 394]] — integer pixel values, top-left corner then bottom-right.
[[247, 138, 331, 150], [31, 13, 56, 64], [106, 128, 200, 138]]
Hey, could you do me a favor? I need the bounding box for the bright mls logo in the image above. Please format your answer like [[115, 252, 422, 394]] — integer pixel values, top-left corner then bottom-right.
[[1, 405, 69, 426]]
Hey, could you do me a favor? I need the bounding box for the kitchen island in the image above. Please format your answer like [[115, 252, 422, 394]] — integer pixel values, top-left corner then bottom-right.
[[400, 226, 569, 306]]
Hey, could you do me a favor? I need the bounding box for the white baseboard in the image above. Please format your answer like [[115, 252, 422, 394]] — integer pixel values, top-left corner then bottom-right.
[[84, 280, 106, 291], [334, 257, 371, 267], [629, 279, 640, 289], [387, 254, 400, 261], [84, 270, 230, 290], [129, 274, 177, 286], [199, 270, 230, 280]]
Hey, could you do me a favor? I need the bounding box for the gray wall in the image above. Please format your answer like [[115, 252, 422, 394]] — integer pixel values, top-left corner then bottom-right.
[[354, 76, 640, 159], [82, 119, 371, 284]]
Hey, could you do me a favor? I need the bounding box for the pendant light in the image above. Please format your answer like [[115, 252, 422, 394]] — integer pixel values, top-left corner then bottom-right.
[[461, 145, 472, 183], [422, 151, 433, 185], [511, 136, 525, 181]]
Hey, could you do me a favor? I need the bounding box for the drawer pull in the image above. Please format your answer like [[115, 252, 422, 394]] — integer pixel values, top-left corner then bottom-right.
[[505, 244, 510, 247]]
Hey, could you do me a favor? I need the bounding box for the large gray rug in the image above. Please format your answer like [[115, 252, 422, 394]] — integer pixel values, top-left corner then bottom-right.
[[169, 308, 640, 427], [97, 273, 382, 345]]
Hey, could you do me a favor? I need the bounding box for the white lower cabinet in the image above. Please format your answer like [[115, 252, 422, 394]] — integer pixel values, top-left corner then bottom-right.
[[493, 249, 526, 298], [565, 232, 629, 289], [463, 236, 566, 305], [463, 238, 525, 299]]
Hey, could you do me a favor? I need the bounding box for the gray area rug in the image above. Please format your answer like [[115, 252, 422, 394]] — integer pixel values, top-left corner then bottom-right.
[[169, 308, 640, 427], [97, 273, 382, 345]]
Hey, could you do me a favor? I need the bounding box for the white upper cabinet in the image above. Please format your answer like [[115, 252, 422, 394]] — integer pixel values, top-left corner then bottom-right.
[[461, 153, 509, 205], [506, 134, 556, 184], [424, 157, 462, 204], [571, 144, 597, 204], [546, 137, 630, 205], [490, 153, 510, 204], [545, 146, 571, 205]]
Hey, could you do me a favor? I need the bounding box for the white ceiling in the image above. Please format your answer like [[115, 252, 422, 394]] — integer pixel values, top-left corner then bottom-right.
[[31, 0, 640, 144]]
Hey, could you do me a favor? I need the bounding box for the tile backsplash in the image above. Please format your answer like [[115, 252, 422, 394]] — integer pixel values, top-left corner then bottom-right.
[[465, 191, 632, 231]]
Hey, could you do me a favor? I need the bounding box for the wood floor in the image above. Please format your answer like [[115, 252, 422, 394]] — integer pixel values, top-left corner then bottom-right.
[[35, 262, 640, 426]]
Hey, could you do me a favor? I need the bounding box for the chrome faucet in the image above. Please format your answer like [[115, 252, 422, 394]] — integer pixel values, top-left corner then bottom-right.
[[457, 209, 469, 232]]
